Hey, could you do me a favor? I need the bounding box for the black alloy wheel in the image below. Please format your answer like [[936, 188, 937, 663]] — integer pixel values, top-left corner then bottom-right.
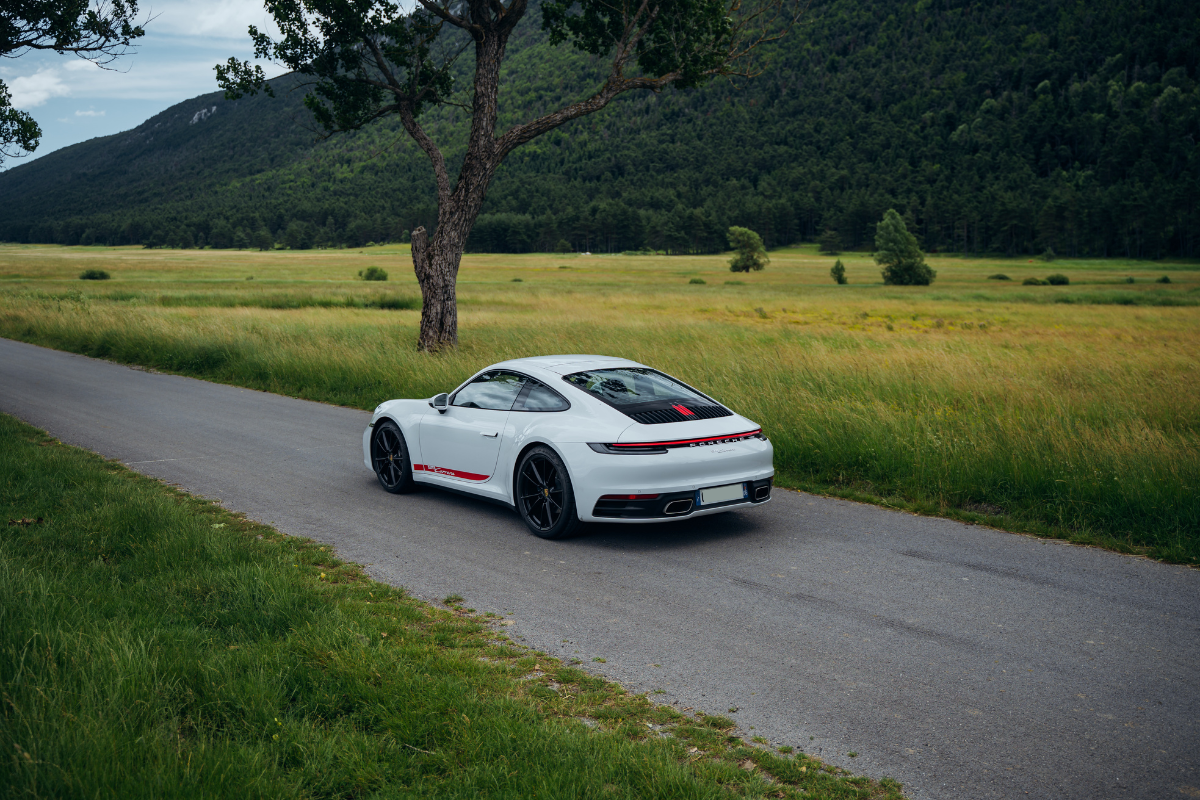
[[515, 445, 581, 539], [371, 420, 414, 494]]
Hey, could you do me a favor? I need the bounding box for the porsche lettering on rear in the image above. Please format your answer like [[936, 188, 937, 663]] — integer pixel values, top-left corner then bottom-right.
[[363, 355, 774, 539]]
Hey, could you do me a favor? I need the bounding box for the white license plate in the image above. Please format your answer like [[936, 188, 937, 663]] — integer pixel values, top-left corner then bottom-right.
[[699, 482, 745, 505]]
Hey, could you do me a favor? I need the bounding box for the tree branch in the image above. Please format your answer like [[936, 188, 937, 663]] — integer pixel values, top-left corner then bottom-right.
[[494, 72, 675, 160], [397, 102, 452, 206]]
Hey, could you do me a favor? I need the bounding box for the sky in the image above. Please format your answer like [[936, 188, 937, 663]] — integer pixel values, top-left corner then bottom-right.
[[1, 1, 290, 167]]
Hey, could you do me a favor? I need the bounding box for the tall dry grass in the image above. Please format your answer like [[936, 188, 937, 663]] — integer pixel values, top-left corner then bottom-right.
[[1, 244, 1197, 560]]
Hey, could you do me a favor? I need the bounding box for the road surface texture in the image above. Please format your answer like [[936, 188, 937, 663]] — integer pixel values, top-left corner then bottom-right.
[[1, 337, 1197, 799]]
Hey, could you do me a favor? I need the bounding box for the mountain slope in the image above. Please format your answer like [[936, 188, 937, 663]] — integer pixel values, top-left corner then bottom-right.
[[1, 0, 1198, 257]]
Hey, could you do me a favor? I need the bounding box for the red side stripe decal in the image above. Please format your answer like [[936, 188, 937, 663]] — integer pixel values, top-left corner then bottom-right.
[[414, 464, 490, 481], [611, 429, 762, 448]]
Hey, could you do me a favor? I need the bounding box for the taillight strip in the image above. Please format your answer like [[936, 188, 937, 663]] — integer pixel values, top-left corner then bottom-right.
[[610, 429, 762, 448]]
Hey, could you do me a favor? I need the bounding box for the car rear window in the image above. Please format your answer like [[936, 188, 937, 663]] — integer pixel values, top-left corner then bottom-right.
[[562, 368, 709, 406]]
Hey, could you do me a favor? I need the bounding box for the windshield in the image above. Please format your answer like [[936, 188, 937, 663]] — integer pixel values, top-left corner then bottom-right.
[[563, 368, 711, 407]]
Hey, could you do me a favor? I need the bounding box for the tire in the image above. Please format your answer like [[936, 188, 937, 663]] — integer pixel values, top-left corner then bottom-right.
[[370, 419, 415, 494], [515, 445, 582, 540]]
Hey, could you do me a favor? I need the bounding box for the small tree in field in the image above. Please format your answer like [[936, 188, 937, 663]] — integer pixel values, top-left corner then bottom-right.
[[728, 227, 769, 272], [875, 209, 935, 286], [830, 259, 846, 284], [218, 0, 798, 351]]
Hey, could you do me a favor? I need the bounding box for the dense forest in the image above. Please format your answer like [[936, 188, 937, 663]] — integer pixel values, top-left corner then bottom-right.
[[0, 0, 1197, 258]]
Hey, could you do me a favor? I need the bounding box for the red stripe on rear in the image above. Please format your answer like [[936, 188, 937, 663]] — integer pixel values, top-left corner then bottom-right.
[[610, 429, 762, 448], [671, 404, 696, 416], [414, 464, 490, 481]]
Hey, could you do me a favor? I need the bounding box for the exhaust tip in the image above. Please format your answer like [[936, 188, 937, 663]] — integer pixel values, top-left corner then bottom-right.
[[663, 499, 693, 516], [754, 485, 770, 501]]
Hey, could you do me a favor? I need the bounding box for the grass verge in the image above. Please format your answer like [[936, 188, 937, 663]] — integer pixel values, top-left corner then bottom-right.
[[0, 413, 901, 799]]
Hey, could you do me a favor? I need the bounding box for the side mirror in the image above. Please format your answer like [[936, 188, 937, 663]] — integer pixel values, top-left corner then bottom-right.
[[430, 393, 449, 413]]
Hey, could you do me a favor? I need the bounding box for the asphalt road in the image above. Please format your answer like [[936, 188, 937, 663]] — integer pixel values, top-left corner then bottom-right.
[[2, 337, 1197, 799]]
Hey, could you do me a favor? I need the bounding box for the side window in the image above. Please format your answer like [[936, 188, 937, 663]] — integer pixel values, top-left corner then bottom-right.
[[452, 372, 526, 411], [516, 380, 570, 412]]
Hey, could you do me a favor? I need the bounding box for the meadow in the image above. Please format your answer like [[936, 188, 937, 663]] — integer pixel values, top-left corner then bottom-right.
[[1, 243, 1197, 562]]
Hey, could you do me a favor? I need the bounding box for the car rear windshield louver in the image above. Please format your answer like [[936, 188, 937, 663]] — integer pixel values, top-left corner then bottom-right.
[[627, 404, 733, 425]]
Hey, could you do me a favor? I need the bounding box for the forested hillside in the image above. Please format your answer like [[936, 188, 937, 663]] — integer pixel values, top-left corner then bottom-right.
[[1, 0, 1197, 257]]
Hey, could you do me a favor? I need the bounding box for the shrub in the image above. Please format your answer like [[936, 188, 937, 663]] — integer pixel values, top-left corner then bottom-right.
[[554, 239, 572, 253], [1023, 277, 1048, 285], [511, 278, 523, 282], [1046, 274, 1070, 285], [1125, 276, 1135, 283], [79, 269, 110, 281], [875, 209, 935, 285], [1038, 247, 1057, 262], [1157, 275, 1172, 284], [358, 267, 388, 281], [830, 259, 847, 284], [725, 280, 744, 285], [988, 274, 1011, 280], [689, 277, 706, 284]]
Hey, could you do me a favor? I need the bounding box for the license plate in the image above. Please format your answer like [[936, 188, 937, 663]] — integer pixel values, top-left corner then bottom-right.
[[699, 482, 746, 505]]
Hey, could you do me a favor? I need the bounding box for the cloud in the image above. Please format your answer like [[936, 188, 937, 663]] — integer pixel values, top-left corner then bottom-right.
[[75, 109, 106, 117], [8, 69, 71, 108], [144, 1, 283, 40]]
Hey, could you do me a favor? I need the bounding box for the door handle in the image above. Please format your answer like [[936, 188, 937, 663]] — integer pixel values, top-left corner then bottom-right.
[[481, 431, 499, 438]]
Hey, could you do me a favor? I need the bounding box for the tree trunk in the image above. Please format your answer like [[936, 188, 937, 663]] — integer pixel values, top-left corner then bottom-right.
[[411, 225, 463, 352]]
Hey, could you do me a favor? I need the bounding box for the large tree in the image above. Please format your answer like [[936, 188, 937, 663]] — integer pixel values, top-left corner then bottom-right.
[[218, 0, 796, 351], [0, 2, 146, 164]]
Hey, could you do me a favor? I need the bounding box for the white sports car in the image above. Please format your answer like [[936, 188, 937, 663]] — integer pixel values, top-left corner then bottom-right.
[[363, 355, 774, 539]]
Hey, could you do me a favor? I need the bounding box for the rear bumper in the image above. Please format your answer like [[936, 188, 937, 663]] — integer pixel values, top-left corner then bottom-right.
[[592, 477, 773, 520], [560, 438, 775, 524]]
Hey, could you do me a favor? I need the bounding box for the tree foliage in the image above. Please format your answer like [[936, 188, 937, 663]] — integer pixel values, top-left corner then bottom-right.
[[727, 226, 768, 271], [875, 209, 934, 285], [0, 1, 146, 164], [830, 259, 846, 284]]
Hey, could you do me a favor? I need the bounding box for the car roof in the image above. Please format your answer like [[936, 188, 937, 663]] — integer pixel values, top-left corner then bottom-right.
[[490, 355, 646, 375]]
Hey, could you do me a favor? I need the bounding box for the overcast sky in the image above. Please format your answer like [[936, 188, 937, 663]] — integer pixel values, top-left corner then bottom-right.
[[2, 1, 290, 167]]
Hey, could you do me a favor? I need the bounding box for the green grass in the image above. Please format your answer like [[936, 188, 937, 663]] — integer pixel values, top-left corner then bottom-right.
[[0, 413, 900, 799], [1, 244, 1198, 564]]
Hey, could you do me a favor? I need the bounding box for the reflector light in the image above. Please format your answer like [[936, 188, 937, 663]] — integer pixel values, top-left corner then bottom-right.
[[609, 429, 762, 449], [599, 494, 661, 500]]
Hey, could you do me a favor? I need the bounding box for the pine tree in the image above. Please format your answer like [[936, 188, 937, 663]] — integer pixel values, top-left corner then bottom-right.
[[830, 259, 847, 284]]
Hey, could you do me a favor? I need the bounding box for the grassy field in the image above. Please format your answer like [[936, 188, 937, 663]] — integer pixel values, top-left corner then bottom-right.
[[0, 413, 899, 798], [1, 243, 1198, 563]]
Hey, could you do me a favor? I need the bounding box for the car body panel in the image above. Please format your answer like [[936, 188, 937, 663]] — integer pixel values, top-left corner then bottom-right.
[[363, 355, 775, 525]]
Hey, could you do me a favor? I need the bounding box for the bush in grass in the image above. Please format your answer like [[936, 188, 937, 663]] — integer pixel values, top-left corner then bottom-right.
[[1157, 275, 1172, 284], [554, 239, 572, 253], [988, 274, 1011, 281], [1046, 274, 1070, 285], [689, 277, 706, 284], [875, 209, 935, 285], [818, 229, 842, 254], [830, 259, 847, 284], [79, 269, 110, 280], [1126, 276, 1135, 283], [727, 227, 769, 272], [358, 266, 388, 281], [1039, 247, 1057, 262], [1023, 277, 1048, 285]]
